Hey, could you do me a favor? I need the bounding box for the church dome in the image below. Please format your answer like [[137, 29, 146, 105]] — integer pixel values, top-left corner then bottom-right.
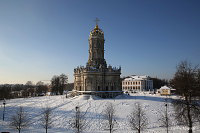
[[90, 24, 104, 37]]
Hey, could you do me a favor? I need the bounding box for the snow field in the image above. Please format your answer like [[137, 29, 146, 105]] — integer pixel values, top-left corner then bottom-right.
[[0, 93, 200, 133]]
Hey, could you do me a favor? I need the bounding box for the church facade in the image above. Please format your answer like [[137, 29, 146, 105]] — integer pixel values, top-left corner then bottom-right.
[[73, 23, 122, 98]]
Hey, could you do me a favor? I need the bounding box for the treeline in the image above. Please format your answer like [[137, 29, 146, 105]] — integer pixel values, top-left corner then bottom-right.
[[0, 74, 71, 100], [0, 82, 49, 100], [151, 78, 169, 89]]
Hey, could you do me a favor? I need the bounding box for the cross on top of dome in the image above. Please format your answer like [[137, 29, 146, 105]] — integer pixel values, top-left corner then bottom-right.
[[94, 18, 100, 30], [90, 18, 104, 36], [95, 18, 100, 26]]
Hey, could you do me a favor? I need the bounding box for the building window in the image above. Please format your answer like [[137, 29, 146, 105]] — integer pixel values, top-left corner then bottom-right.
[[106, 86, 108, 91], [98, 86, 100, 91]]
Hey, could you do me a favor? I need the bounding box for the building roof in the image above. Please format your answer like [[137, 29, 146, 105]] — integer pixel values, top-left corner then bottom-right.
[[123, 75, 151, 81], [160, 85, 171, 90]]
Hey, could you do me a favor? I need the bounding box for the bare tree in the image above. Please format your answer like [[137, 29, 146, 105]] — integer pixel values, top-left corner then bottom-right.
[[69, 106, 88, 133], [0, 84, 12, 99], [196, 68, 200, 99], [102, 103, 117, 133], [59, 73, 68, 95], [51, 74, 68, 95], [173, 99, 200, 133], [40, 106, 53, 133], [25, 81, 33, 87], [9, 106, 30, 133], [36, 81, 44, 86], [128, 103, 148, 133], [171, 61, 200, 133]]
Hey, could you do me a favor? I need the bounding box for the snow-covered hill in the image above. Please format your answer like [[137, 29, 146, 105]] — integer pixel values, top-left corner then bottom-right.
[[0, 93, 199, 133]]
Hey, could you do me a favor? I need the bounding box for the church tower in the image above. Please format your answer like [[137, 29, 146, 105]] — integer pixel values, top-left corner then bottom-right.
[[74, 19, 122, 98], [87, 24, 107, 68]]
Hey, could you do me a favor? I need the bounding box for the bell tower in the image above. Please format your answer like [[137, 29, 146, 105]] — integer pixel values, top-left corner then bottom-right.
[[74, 19, 122, 98], [87, 19, 107, 68]]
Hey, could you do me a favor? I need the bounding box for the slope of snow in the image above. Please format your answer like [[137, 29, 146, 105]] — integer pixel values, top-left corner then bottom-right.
[[0, 93, 199, 133]]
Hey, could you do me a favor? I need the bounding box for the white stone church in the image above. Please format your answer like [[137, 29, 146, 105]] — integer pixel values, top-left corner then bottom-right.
[[73, 23, 122, 98]]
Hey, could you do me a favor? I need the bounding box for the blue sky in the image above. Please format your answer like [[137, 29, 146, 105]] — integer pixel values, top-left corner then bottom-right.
[[0, 0, 200, 84]]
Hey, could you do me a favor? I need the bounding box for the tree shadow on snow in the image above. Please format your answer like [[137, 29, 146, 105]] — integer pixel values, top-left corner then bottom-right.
[[114, 94, 173, 103]]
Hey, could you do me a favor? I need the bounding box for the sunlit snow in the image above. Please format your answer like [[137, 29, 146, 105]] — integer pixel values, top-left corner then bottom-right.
[[0, 93, 199, 133]]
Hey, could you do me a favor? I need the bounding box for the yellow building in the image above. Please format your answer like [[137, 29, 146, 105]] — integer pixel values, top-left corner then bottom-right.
[[159, 86, 171, 95]]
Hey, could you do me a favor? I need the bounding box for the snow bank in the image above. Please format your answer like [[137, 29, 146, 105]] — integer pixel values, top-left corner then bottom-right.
[[89, 95, 102, 100], [75, 94, 102, 100]]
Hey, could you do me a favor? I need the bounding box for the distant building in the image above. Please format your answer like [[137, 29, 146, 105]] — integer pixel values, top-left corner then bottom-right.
[[122, 75, 153, 92], [158, 85, 175, 96]]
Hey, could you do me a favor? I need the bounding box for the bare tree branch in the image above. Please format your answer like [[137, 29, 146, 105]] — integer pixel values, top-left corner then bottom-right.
[[171, 61, 200, 133], [101, 102, 118, 133], [68, 106, 89, 133], [128, 103, 148, 133], [40, 106, 54, 133], [9, 106, 30, 133]]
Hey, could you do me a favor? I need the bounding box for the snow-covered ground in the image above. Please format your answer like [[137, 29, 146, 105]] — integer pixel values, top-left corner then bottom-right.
[[0, 93, 199, 133]]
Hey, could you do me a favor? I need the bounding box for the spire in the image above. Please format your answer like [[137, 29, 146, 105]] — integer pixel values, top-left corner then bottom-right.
[[94, 18, 100, 29]]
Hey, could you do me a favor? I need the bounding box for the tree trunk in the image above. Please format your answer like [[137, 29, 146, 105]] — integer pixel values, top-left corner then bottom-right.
[[110, 124, 112, 133], [46, 127, 47, 133], [186, 96, 193, 133], [18, 125, 21, 133]]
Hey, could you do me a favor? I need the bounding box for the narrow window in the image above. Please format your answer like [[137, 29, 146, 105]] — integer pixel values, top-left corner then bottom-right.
[[106, 86, 108, 91]]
